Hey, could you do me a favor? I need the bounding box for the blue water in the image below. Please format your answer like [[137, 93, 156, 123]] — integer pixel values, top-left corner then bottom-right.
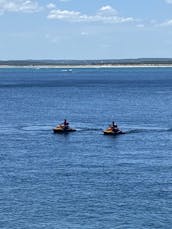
[[0, 67, 172, 228]]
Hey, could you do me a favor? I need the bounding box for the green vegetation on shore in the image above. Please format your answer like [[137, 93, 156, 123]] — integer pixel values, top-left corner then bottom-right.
[[1, 58, 172, 67]]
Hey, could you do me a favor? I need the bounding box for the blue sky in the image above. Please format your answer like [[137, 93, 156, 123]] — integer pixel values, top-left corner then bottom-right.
[[1, 0, 172, 60]]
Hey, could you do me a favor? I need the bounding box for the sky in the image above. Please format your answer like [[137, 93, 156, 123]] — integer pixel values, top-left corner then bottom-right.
[[1, 0, 172, 60]]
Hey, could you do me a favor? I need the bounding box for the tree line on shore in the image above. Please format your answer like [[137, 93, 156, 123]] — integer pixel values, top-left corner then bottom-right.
[[1, 58, 172, 66]]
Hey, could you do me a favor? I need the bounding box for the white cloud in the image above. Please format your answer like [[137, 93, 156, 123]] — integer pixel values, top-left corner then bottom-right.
[[81, 31, 88, 36], [165, 0, 172, 3], [98, 5, 118, 16], [48, 9, 81, 20], [159, 19, 172, 26], [47, 5, 135, 24], [0, 0, 41, 13], [46, 3, 56, 9]]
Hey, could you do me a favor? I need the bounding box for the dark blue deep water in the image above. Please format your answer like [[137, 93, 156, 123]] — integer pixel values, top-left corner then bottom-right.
[[0, 67, 172, 228]]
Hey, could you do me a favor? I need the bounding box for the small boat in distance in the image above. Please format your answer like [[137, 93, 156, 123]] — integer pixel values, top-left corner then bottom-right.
[[103, 121, 125, 135], [53, 119, 76, 134]]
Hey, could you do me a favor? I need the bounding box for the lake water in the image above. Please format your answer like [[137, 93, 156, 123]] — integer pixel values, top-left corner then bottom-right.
[[0, 67, 172, 228]]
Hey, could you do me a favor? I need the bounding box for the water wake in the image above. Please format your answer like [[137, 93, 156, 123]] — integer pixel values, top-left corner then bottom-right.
[[76, 127, 103, 132], [0, 125, 171, 134], [126, 127, 172, 134]]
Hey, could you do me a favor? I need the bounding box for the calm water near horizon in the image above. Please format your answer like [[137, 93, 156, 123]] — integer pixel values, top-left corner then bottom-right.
[[0, 67, 172, 228]]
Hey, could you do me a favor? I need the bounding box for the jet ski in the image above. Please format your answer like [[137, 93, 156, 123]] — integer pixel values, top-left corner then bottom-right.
[[103, 127, 124, 135], [103, 122, 125, 135], [53, 124, 76, 134]]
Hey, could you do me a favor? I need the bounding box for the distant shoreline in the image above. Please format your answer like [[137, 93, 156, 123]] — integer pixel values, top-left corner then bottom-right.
[[1, 58, 172, 68], [1, 63, 172, 69]]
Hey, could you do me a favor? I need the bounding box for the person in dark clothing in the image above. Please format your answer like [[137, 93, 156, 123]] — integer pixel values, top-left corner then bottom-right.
[[111, 121, 118, 132], [64, 119, 69, 129]]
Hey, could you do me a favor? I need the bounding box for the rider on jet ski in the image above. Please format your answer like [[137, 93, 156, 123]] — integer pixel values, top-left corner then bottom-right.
[[63, 119, 69, 129], [111, 121, 119, 132]]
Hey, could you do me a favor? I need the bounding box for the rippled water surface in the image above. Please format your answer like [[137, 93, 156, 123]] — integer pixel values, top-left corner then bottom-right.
[[0, 67, 172, 228]]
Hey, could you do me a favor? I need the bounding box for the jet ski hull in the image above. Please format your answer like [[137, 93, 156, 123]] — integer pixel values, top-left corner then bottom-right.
[[103, 129, 125, 135], [53, 126, 76, 134]]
